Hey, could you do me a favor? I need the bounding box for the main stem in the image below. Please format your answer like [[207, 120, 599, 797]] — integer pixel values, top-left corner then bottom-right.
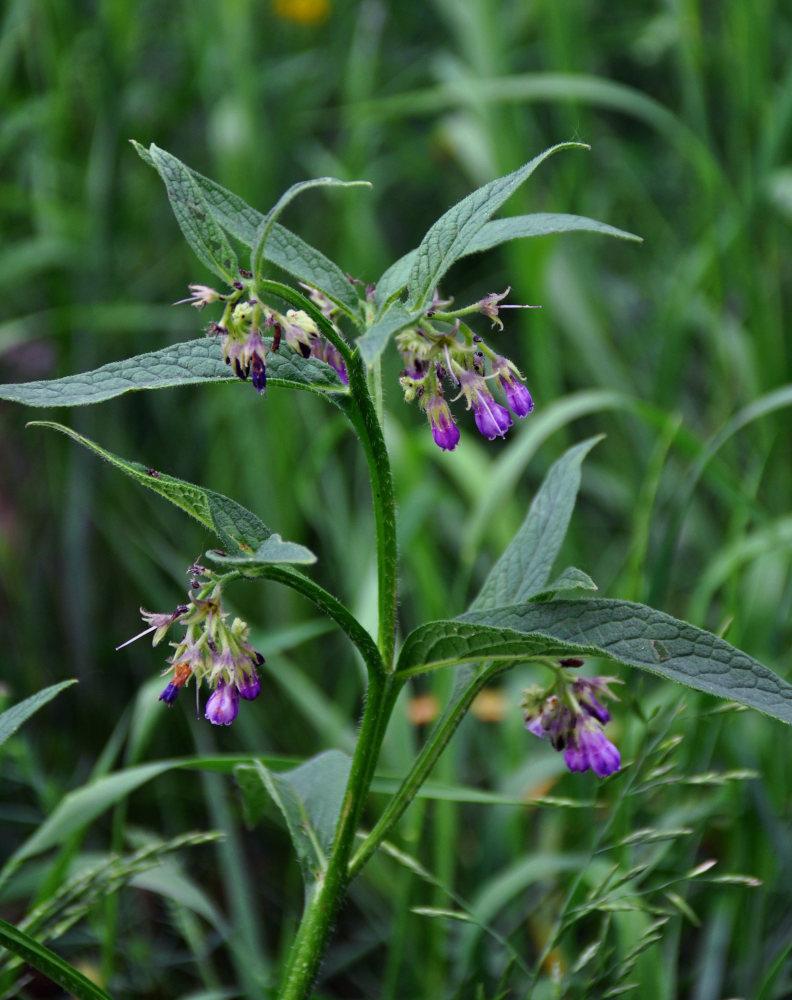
[[279, 671, 390, 1000], [280, 351, 399, 998]]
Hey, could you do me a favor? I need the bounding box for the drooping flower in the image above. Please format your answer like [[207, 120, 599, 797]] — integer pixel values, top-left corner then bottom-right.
[[521, 664, 622, 778], [458, 371, 512, 440], [564, 718, 621, 777], [244, 329, 267, 393], [572, 675, 621, 726], [158, 661, 193, 706], [119, 566, 265, 727], [205, 679, 240, 726], [491, 356, 534, 418], [424, 395, 460, 451], [237, 668, 262, 701]]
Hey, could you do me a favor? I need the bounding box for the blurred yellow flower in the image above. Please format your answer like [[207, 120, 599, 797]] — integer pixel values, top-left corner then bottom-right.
[[273, 0, 330, 24]]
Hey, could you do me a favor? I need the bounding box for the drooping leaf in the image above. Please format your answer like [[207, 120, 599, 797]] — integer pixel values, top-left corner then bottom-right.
[[0, 681, 77, 749], [28, 422, 275, 553], [396, 599, 792, 727], [0, 918, 114, 1000], [407, 142, 587, 309], [356, 301, 416, 367], [134, 142, 239, 283], [235, 751, 351, 890], [207, 534, 317, 567], [469, 436, 603, 610], [374, 212, 640, 308], [251, 177, 371, 281], [0, 337, 345, 408]]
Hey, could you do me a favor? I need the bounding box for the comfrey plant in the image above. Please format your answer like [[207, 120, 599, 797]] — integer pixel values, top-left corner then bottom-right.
[[3, 141, 792, 999]]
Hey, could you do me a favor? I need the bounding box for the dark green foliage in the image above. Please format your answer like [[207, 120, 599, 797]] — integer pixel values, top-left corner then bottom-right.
[[2, 2, 792, 998]]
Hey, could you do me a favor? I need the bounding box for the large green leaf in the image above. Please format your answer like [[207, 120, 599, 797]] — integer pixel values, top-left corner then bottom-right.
[[0, 337, 345, 408], [396, 599, 792, 727], [188, 178, 362, 317], [134, 142, 239, 283], [356, 301, 416, 367], [135, 147, 363, 319], [462, 212, 641, 255], [375, 213, 640, 308], [0, 681, 77, 748], [28, 422, 278, 554], [0, 918, 114, 1000], [406, 142, 586, 309], [235, 751, 351, 891], [469, 436, 603, 610]]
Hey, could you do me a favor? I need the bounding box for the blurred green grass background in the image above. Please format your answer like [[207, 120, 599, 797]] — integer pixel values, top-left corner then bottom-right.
[[2, 0, 792, 997]]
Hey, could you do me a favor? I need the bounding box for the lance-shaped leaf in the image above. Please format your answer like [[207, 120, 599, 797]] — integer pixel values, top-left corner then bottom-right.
[[159, 164, 364, 320], [235, 751, 351, 892], [407, 142, 587, 309], [396, 598, 792, 727], [356, 300, 417, 367], [0, 337, 345, 408], [375, 213, 640, 308], [0, 681, 77, 749], [470, 436, 603, 611], [251, 177, 371, 282], [133, 142, 239, 283], [461, 212, 641, 256], [28, 422, 276, 554]]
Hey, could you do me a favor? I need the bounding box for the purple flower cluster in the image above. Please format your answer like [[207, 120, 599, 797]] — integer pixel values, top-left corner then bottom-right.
[[119, 566, 264, 728], [522, 670, 622, 778], [396, 290, 535, 452], [177, 280, 351, 397]]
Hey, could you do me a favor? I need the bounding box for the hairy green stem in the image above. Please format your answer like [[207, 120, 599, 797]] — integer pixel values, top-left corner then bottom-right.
[[279, 670, 391, 999], [341, 357, 399, 671], [276, 325, 399, 997]]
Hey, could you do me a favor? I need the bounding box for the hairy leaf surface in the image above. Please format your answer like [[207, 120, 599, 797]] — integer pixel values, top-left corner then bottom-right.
[[134, 142, 239, 282], [470, 436, 602, 610], [375, 213, 639, 307], [235, 751, 351, 892], [397, 599, 792, 726], [29, 422, 275, 553], [0, 338, 345, 408], [407, 143, 586, 309]]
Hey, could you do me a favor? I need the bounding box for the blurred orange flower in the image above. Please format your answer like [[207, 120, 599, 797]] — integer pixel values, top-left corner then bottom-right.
[[273, 0, 330, 24]]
